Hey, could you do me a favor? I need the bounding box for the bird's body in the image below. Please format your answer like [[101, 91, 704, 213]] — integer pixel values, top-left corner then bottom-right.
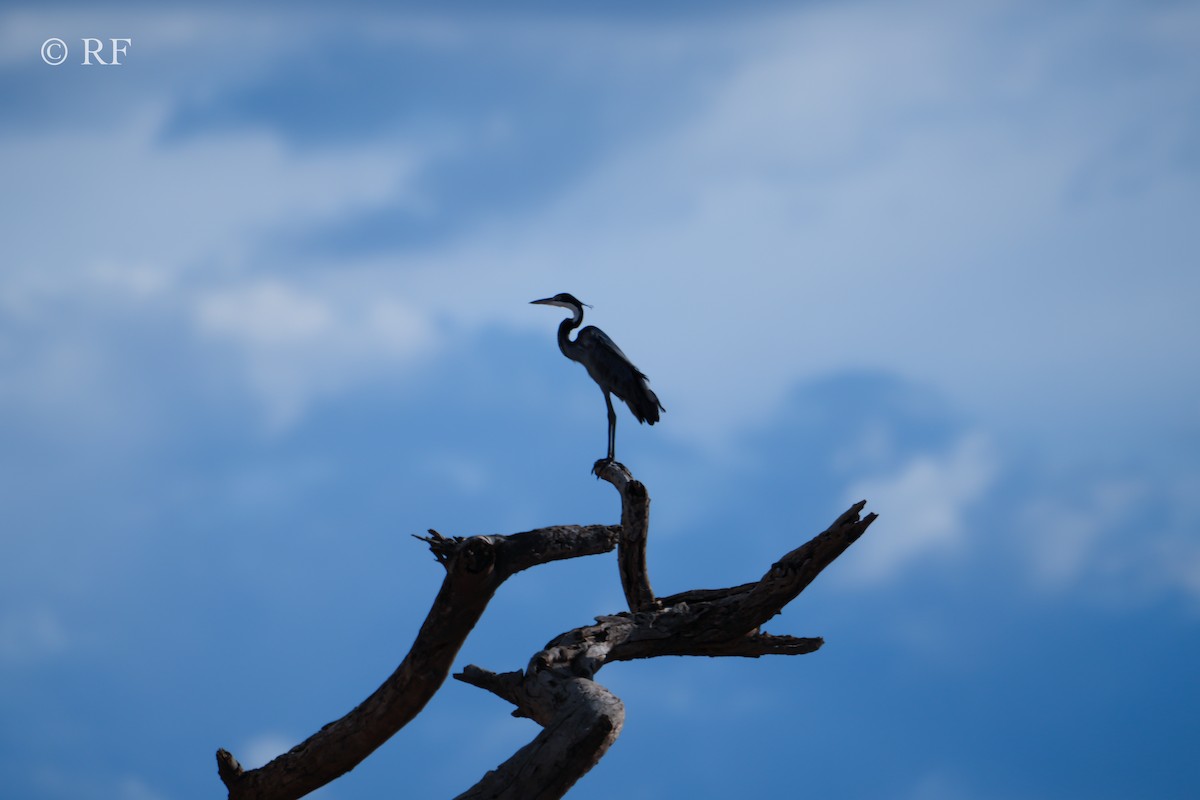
[[532, 293, 664, 462]]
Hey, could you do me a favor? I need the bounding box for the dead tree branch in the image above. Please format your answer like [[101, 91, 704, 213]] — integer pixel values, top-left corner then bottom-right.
[[216, 458, 875, 800], [594, 459, 656, 612], [216, 524, 619, 800], [448, 461, 876, 798]]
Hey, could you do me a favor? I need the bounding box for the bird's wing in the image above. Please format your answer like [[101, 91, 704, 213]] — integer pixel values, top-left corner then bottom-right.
[[576, 325, 645, 379], [576, 326, 664, 423]]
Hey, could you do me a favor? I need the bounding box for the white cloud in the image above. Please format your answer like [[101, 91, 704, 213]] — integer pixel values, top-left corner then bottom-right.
[[1018, 479, 1147, 590], [838, 433, 997, 584], [197, 281, 337, 348], [4, 0, 1197, 446], [0, 71, 435, 431], [240, 733, 295, 770], [386, 0, 1200, 454], [4, 108, 419, 279], [194, 279, 437, 430], [1016, 472, 1200, 607], [236, 735, 337, 798]]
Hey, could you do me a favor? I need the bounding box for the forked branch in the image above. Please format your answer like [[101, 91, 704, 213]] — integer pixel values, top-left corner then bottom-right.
[[216, 460, 875, 800], [448, 461, 875, 798], [216, 523, 619, 800]]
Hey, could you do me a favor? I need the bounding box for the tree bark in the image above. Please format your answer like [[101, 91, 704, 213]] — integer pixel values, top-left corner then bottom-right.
[[216, 460, 876, 800], [595, 460, 656, 612], [448, 461, 875, 798], [216, 524, 619, 800]]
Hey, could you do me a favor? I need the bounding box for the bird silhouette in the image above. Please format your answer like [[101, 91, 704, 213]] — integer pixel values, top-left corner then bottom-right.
[[532, 292, 664, 463]]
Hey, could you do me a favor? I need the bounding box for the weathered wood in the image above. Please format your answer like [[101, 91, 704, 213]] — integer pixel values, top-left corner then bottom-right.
[[216, 524, 619, 800], [451, 497, 876, 799], [217, 465, 876, 800], [595, 459, 656, 612], [455, 666, 624, 800]]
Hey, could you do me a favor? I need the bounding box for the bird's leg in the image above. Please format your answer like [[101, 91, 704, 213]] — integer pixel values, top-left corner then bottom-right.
[[604, 391, 617, 463]]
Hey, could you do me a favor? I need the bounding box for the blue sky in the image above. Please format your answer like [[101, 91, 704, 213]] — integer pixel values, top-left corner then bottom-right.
[[2, 1, 1198, 798]]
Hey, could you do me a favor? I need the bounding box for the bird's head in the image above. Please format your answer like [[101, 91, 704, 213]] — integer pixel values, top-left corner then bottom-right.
[[530, 292, 590, 312]]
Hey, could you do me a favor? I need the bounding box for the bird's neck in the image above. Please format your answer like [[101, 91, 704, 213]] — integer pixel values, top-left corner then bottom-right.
[[557, 308, 584, 361]]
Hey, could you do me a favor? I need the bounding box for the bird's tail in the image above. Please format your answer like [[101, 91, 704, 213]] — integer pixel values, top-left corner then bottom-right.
[[629, 379, 665, 426]]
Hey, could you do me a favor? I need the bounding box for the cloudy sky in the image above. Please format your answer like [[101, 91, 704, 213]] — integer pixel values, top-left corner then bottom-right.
[[2, 1, 1198, 798]]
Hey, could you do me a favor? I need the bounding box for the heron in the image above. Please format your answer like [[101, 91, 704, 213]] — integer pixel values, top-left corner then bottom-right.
[[532, 292, 665, 463]]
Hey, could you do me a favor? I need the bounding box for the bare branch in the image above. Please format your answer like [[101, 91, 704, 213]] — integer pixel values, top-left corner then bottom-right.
[[648, 632, 824, 659], [217, 458, 876, 800], [594, 459, 656, 612], [498, 524, 621, 575], [455, 666, 528, 711], [454, 672, 624, 800], [710, 500, 877, 640], [217, 524, 619, 800], [452, 498, 876, 799]]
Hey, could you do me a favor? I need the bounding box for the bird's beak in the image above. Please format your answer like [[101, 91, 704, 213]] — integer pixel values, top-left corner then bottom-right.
[[530, 298, 554, 306]]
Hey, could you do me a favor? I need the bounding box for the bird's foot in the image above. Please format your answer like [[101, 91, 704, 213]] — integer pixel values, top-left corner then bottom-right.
[[592, 458, 634, 490], [592, 457, 626, 478]]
